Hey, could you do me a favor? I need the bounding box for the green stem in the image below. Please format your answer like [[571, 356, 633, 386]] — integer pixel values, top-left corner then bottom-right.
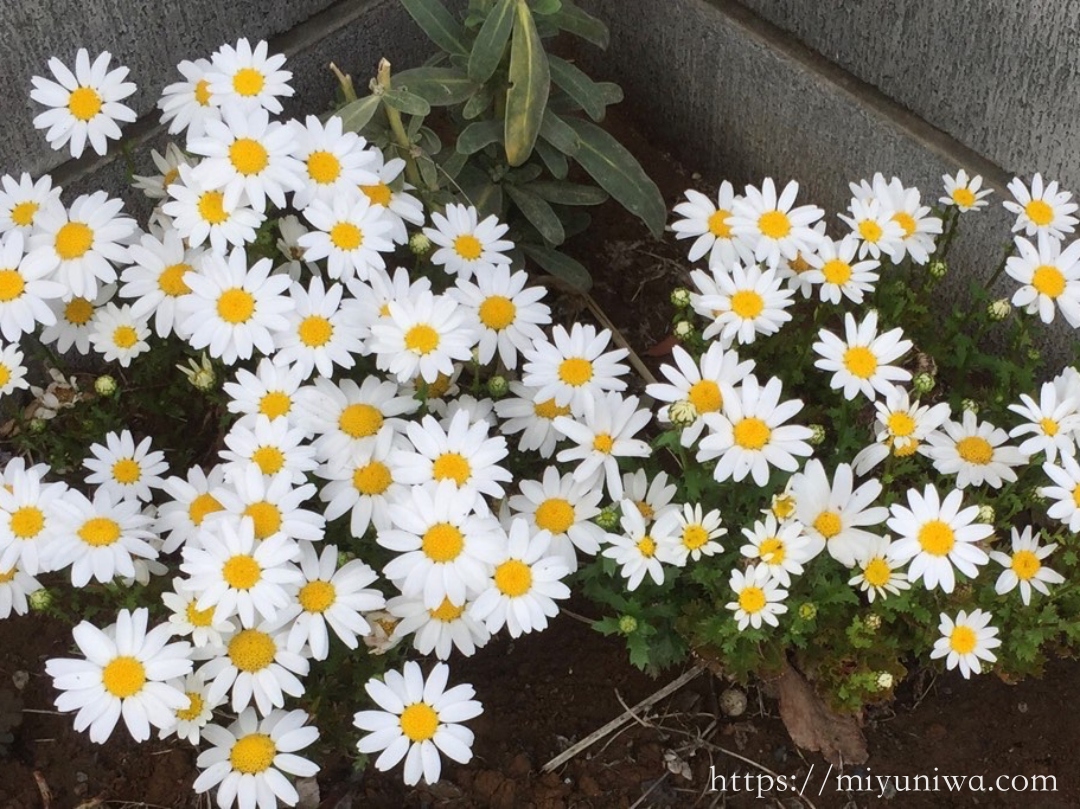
[[329, 62, 358, 102], [377, 59, 423, 189], [985, 241, 1016, 291]]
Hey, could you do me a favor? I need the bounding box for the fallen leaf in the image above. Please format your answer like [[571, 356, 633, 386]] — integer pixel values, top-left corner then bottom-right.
[[776, 661, 867, 766]]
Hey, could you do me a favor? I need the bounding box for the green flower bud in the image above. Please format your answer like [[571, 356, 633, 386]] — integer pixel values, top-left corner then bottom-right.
[[94, 375, 118, 397], [961, 398, 979, 414], [798, 602, 817, 621], [28, 418, 47, 434], [668, 400, 699, 427], [409, 232, 432, 256], [670, 288, 692, 309], [977, 504, 995, 524], [912, 372, 936, 395], [596, 507, 621, 532], [928, 259, 948, 279], [28, 588, 53, 611], [673, 320, 694, 340], [865, 614, 882, 631], [876, 672, 894, 690], [987, 299, 1011, 321], [618, 614, 639, 635], [808, 424, 826, 445], [487, 375, 509, 399]]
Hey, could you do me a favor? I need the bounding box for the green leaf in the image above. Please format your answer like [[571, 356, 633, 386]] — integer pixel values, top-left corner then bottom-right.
[[440, 150, 468, 180], [400, 0, 469, 56], [527, 180, 607, 205], [548, 55, 609, 121], [468, 0, 516, 83], [538, 109, 579, 155], [522, 244, 591, 291], [463, 85, 493, 119], [595, 81, 624, 106], [504, 0, 550, 167], [565, 117, 666, 237], [506, 184, 565, 244], [393, 66, 478, 105], [457, 120, 504, 154], [534, 139, 568, 178], [531, 0, 562, 13], [335, 95, 381, 132], [381, 88, 431, 117], [549, 1, 609, 49]]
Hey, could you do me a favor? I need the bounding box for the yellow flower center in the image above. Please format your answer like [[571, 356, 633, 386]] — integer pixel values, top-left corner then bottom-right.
[[194, 79, 212, 106], [789, 254, 811, 273], [361, 182, 393, 206], [887, 412, 916, 437], [494, 559, 533, 597], [422, 522, 464, 562], [78, 517, 121, 547], [68, 86, 102, 121], [232, 68, 266, 98], [682, 525, 710, 550], [0, 567, 14, 584], [733, 417, 771, 450], [432, 452, 471, 486], [949, 625, 977, 655], [772, 494, 796, 520], [813, 511, 842, 539], [101, 656, 145, 698], [185, 601, 216, 627], [244, 501, 282, 540], [251, 446, 285, 475], [188, 492, 223, 526], [10, 201, 38, 228], [1032, 265, 1066, 298], [404, 324, 440, 355], [1025, 199, 1054, 227], [956, 435, 993, 465], [558, 357, 593, 387], [298, 580, 336, 613], [917, 519, 955, 556], [230, 734, 276, 776], [426, 373, 452, 399], [163, 167, 181, 189], [1010, 549, 1041, 581], [298, 315, 333, 347], [635, 500, 655, 521], [229, 138, 269, 175], [688, 380, 722, 413], [892, 212, 917, 237], [593, 433, 614, 454], [534, 398, 571, 420], [429, 598, 465, 622], [339, 403, 383, 438], [821, 259, 853, 286], [400, 703, 439, 742], [259, 391, 291, 419], [758, 210, 791, 239], [730, 290, 764, 320], [10, 506, 44, 539], [759, 537, 786, 564], [863, 557, 893, 588], [306, 150, 341, 184], [228, 629, 276, 672], [353, 461, 392, 495], [112, 325, 139, 350], [708, 209, 732, 238], [893, 438, 920, 457], [55, 222, 94, 260], [534, 498, 575, 533], [330, 222, 363, 250], [738, 586, 766, 614], [176, 691, 205, 722], [111, 458, 141, 484], [64, 297, 94, 326], [636, 536, 656, 558], [0, 270, 25, 302], [858, 219, 884, 243], [951, 187, 976, 208], [453, 234, 483, 260], [1072, 484, 1080, 508], [843, 346, 878, 379], [1035, 417, 1058, 437], [198, 191, 229, 225], [159, 263, 192, 297], [217, 288, 255, 324], [222, 554, 261, 590], [478, 295, 517, 330]]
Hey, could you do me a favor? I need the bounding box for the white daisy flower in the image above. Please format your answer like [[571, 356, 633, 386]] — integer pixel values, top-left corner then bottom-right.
[[669, 502, 726, 564], [317, 426, 407, 539], [275, 214, 316, 279], [23, 191, 135, 301], [369, 290, 479, 384], [671, 182, 755, 269], [494, 381, 571, 459], [1003, 173, 1079, 239], [1040, 454, 1080, 532], [433, 394, 496, 428], [39, 284, 115, 355], [206, 38, 294, 114], [848, 534, 910, 602], [740, 515, 816, 586], [803, 235, 881, 305], [521, 323, 630, 415], [83, 429, 168, 503], [887, 484, 991, 593], [1005, 233, 1080, 327], [180, 248, 294, 366], [697, 374, 813, 487], [44, 608, 192, 743], [158, 58, 221, 139], [120, 227, 205, 340], [839, 196, 905, 261], [212, 465, 324, 544], [852, 387, 951, 475], [0, 563, 42, 619], [792, 459, 887, 567], [161, 578, 236, 649], [354, 661, 482, 786], [162, 163, 265, 254], [0, 342, 29, 398], [220, 415, 318, 485], [1008, 380, 1080, 462], [601, 502, 681, 590], [132, 142, 193, 200], [726, 563, 788, 631], [852, 174, 942, 265], [298, 193, 395, 283], [470, 519, 570, 638], [181, 516, 301, 628], [696, 263, 795, 347], [159, 670, 222, 746], [554, 392, 652, 500], [728, 178, 825, 269], [156, 464, 227, 554], [223, 357, 307, 425], [509, 466, 605, 574], [925, 410, 1028, 489], [358, 153, 426, 244], [620, 469, 678, 524], [940, 169, 992, 212], [813, 310, 913, 401], [346, 265, 432, 342], [0, 460, 67, 575], [990, 526, 1064, 605], [387, 593, 490, 660], [0, 231, 63, 341], [930, 609, 1001, 679], [647, 342, 755, 447], [290, 114, 380, 210], [272, 277, 365, 380], [451, 266, 551, 369], [30, 48, 136, 158], [189, 105, 306, 213], [286, 543, 385, 661], [194, 708, 318, 809], [88, 302, 151, 367], [774, 224, 826, 299], [48, 489, 158, 587], [0, 172, 62, 236], [425, 203, 514, 281]]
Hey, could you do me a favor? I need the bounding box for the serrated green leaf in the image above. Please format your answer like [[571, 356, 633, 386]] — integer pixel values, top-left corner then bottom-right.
[[522, 244, 591, 291], [534, 139, 568, 178], [505, 0, 550, 166], [506, 184, 565, 244], [400, 0, 469, 56], [565, 117, 665, 237], [335, 95, 381, 133], [548, 55, 608, 121], [549, 1, 609, 49], [381, 88, 431, 116], [463, 85, 493, 119], [528, 180, 608, 206], [538, 109, 579, 155], [468, 0, 515, 83], [457, 120, 504, 154], [393, 66, 479, 105]]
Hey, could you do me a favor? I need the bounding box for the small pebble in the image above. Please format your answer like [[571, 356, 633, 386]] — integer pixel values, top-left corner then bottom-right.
[[11, 671, 28, 691], [1017, 702, 1028, 714], [719, 687, 747, 717]]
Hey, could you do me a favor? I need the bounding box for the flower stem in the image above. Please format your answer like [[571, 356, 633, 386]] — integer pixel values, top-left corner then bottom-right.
[[376, 59, 423, 189]]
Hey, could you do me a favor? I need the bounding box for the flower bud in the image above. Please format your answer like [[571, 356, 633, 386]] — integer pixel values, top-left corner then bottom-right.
[[28, 418, 47, 434], [618, 614, 639, 635], [798, 602, 817, 621], [177, 353, 216, 392], [976, 504, 995, 524], [865, 614, 882, 631], [670, 287, 692, 309], [912, 372, 936, 395], [28, 588, 53, 611], [876, 672, 894, 690], [668, 399, 699, 427], [94, 375, 118, 397], [409, 232, 432, 256], [987, 299, 1011, 321], [596, 507, 621, 532], [928, 259, 948, 279], [771, 491, 796, 521], [486, 375, 509, 399], [961, 398, 979, 414], [808, 424, 826, 445], [673, 320, 694, 340]]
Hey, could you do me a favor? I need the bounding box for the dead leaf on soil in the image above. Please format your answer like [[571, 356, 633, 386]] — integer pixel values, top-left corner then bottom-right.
[[776, 661, 867, 767]]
